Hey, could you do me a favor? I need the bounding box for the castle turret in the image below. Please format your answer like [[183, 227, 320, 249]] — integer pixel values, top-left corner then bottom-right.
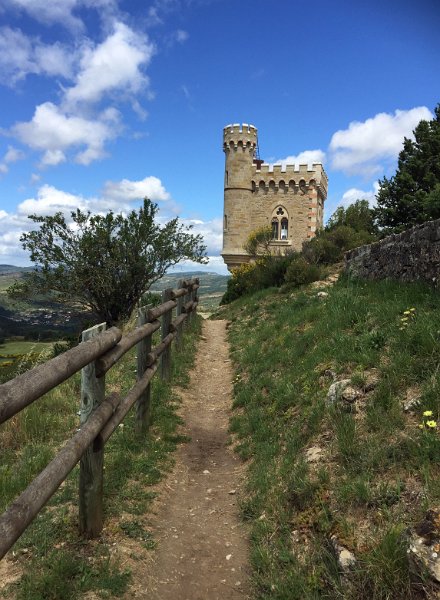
[[221, 124, 258, 270], [221, 123, 328, 272]]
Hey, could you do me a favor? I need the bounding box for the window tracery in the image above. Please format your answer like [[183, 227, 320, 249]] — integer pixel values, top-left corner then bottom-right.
[[271, 206, 289, 241]]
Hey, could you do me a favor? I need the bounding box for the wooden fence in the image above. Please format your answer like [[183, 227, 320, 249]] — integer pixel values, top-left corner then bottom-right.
[[0, 278, 200, 560]]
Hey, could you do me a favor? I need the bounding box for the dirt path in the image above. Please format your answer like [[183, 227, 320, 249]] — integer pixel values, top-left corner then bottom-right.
[[138, 319, 250, 599]]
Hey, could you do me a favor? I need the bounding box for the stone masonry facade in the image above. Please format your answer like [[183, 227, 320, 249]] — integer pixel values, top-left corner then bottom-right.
[[345, 218, 440, 285], [221, 124, 328, 271]]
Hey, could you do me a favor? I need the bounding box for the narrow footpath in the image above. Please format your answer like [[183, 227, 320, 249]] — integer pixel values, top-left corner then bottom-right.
[[140, 319, 250, 600]]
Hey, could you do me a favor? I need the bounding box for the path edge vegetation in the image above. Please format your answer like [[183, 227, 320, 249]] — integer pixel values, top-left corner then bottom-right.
[[0, 314, 202, 600], [216, 274, 440, 599]]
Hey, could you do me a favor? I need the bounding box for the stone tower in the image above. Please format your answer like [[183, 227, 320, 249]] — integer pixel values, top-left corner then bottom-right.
[[221, 123, 328, 272]]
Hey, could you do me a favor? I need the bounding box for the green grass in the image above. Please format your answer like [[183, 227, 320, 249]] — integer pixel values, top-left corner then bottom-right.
[[0, 314, 202, 599], [0, 340, 54, 356], [218, 276, 440, 599]]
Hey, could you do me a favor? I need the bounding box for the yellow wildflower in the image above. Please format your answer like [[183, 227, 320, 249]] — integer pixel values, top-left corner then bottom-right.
[[423, 410, 433, 417], [403, 310, 411, 315], [426, 420, 437, 428], [410, 308, 416, 312]]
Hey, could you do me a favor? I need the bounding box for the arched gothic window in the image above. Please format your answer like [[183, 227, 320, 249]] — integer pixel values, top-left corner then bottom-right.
[[271, 206, 289, 241]]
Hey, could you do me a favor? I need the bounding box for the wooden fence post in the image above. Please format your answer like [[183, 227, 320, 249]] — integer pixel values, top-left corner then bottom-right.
[[186, 282, 193, 325], [161, 289, 173, 380], [136, 305, 152, 434], [176, 279, 184, 349], [79, 322, 106, 538], [193, 278, 199, 316]]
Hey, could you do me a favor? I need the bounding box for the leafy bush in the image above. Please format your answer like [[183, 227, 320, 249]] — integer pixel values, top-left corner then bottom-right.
[[252, 254, 298, 288], [284, 257, 322, 287], [220, 263, 258, 304], [302, 225, 376, 265], [220, 255, 300, 304]]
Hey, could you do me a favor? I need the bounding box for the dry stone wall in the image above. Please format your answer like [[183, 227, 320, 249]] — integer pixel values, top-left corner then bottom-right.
[[345, 219, 440, 285]]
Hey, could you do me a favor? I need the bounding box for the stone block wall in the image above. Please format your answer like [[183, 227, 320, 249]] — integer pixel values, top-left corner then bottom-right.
[[221, 123, 328, 271], [345, 219, 440, 285]]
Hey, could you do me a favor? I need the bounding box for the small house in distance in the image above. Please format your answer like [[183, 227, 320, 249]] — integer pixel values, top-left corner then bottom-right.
[[221, 123, 328, 271]]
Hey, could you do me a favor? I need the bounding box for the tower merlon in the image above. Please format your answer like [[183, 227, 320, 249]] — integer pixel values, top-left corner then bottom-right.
[[224, 123, 257, 134]]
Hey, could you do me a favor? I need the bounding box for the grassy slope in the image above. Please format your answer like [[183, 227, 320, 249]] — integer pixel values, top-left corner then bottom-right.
[[1, 316, 201, 600], [218, 276, 440, 599]]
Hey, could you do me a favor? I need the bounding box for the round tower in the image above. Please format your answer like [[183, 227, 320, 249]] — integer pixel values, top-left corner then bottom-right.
[[221, 123, 258, 271]]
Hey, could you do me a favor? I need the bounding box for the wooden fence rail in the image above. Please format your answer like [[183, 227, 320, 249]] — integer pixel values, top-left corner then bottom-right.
[[0, 278, 200, 560]]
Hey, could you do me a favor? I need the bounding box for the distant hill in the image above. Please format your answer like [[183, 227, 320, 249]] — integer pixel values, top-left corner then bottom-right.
[[150, 271, 229, 311], [0, 264, 33, 274]]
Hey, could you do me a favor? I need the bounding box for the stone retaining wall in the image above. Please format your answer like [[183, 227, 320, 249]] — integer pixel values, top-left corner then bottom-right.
[[345, 219, 440, 285]]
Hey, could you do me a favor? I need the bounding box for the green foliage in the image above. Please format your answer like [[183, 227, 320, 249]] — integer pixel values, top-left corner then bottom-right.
[[221, 277, 440, 598], [374, 103, 440, 232], [220, 255, 297, 304], [284, 256, 322, 287], [243, 225, 273, 256], [302, 225, 377, 265], [327, 199, 377, 234], [8, 198, 207, 325], [220, 262, 258, 304]]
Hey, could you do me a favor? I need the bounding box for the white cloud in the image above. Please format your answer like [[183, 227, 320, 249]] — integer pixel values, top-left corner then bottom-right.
[[4, 146, 25, 163], [181, 84, 191, 100], [339, 182, 380, 209], [2, 0, 84, 32], [2, 0, 119, 32], [0, 26, 75, 84], [6, 21, 154, 166], [0, 209, 36, 264], [12, 102, 118, 166], [64, 22, 155, 106], [275, 149, 326, 167], [33, 42, 75, 78], [102, 176, 171, 203], [0, 179, 225, 270], [0, 144, 25, 174], [14, 176, 174, 221], [40, 149, 66, 167], [17, 184, 88, 216], [329, 106, 433, 176], [176, 29, 189, 43], [180, 217, 223, 255]]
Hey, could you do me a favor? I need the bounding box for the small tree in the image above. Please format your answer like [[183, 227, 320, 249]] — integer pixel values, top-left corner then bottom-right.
[[9, 198, 207, 325], [374, 104, 440, 232], [326, 199, 377, 234], [243, 225, 273, 257]]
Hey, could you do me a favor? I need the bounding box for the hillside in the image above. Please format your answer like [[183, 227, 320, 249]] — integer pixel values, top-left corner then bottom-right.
[[0, 268, 228, 339], [216, 275, 440, 599], [0, 265, 33, 275], [150, 271, 228, 311]]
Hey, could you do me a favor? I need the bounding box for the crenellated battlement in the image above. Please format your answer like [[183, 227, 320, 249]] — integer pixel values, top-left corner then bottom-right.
[[223, 123, 257, 135], [252, 162, 328, 197], [223, 123, 258, 150]]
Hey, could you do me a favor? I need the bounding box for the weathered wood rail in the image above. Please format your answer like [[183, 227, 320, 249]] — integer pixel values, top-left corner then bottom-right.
[[0, 278, 200, 560]]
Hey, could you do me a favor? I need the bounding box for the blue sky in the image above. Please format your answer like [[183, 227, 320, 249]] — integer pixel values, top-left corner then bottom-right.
[[0, 0, 439, 273]]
